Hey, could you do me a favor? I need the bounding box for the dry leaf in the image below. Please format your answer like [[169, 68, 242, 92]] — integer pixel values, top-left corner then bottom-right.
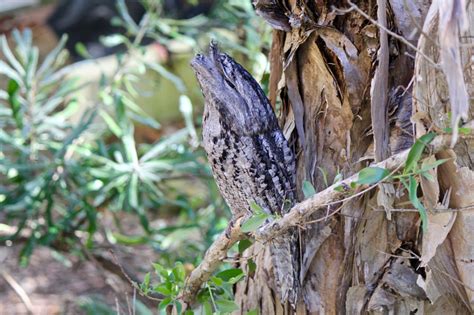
[[420, 211, 457, 267], [377, 183, 396, 220], [420, 156, 440, 209], [436, 150, 474, 307], [437, 0, 469, 145]]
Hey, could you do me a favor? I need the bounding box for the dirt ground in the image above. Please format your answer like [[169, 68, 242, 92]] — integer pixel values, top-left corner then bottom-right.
[[0, 214, 161, 315]]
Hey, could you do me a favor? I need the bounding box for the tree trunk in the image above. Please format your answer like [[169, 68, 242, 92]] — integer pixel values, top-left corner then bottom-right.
[[234, 1, 474, 314]]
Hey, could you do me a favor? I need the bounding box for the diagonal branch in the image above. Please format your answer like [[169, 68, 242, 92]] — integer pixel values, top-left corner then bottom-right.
[[182, 221, 245, 304], [181, 135, 453, 304]]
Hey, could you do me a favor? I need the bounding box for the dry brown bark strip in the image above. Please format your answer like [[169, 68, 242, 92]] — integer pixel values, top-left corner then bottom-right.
[[370, 0, 390, 161]]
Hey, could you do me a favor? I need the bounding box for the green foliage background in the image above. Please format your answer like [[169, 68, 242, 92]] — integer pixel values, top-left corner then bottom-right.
[[0, 0, 271, 313]]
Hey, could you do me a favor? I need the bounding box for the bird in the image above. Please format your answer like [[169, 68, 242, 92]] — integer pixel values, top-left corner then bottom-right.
[[191, 43, 300, 306]]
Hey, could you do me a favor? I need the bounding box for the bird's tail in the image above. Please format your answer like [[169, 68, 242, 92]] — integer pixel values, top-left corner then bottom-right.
[[270, 227, 300, 307]]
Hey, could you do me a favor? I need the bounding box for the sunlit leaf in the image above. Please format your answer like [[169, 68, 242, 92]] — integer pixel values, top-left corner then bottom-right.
[[141, 272, 151, 292], [238, 239, 252, 253], [155, 284, 172, 296], [241, 213, 268, 233], [215, 268, 244, 283], [203, 301, 213, 315], [407, 175, 428, 232], [216, 299, 239, 313], [159, 297, 172, 310], [173, 261, 186, 282], [302, 180, 316, 198], [100, 111, 123, 137], [404, 132, 436, 174], [356, 167, 389, 185], [249, 201, 264, 214], [174, 301, 182, 314], [1, 35, 24, 76]]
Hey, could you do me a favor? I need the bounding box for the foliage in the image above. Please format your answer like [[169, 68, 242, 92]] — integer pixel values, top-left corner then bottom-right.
[[0, 0, 273, 313], [0, 27, 209, 266], [349, 132, 446, 231]]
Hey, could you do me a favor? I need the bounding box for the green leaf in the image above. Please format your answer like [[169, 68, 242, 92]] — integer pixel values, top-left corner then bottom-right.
[[334, 185, 345, 192], [249, 201, 264, 214], [153, 263, 169, 278], [179, 95, 197, 141], [215, 268, 245, 284], [421, 172, 435, 182], [155, 283, 172, 296], [248, 258, 256, 273], [117, 0, 139, 32], [241, 213, 268, 233], [215, 268, 244, 282], [203, 301, 213, 315], [128, 172, 139, 209], [216, 299, 239, 313], [25, 46, 38, 84], [159, 297, 172, 310], [238, 239, 252, 253], [75, 42, 92, 59], [0, 60, 22, 86], [356, 167, 389, 185], [100, 111, 122, 137], [7, 79, 22, 129], [443, 127, 472, 135], [112, 232, 147, 245], [100, 34, 127, 47], [211, 276, 223, 286], [404, 132, 436, 174], [37, 34, 67, 78], [317, 167, 329, 187], [141, 272, 151, 292], [407, 175, 428, 232], [228, 273, 245, 284], [122, 131, 138, 164], [246, 310, 259, 315], [139, 129, 188, 162], [417, 158, 449, 175], [146, 61, 186, 93], [302, 180, 316, 198], [1, 35, 24, 76], [174, 301, 182, 314], [173, 261, 186, 282]]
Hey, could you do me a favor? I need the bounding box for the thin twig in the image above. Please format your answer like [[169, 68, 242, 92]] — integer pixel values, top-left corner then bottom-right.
[[398, 248, 474, 293], [1, 270, 34, 314], [334, 1, 439, 68], [108, 250, 162, 302], [373, 205, 474, 212]]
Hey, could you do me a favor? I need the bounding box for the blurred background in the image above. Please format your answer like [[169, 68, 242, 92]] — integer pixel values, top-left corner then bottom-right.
[[0, 0, 271, 313]]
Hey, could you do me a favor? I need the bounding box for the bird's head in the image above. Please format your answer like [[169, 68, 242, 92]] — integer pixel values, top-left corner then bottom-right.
[[190, 42, 277, 135]]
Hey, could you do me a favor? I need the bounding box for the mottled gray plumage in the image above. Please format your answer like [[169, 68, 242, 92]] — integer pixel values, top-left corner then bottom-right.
[[191, 44, 300, 306]]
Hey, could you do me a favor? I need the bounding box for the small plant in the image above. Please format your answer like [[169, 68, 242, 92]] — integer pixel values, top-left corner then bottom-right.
[[0, 29, 207, 265]]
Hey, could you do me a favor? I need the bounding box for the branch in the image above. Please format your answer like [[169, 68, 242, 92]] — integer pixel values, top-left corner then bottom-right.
[[181, 135, 454, 303], [1, 271, 34, 314], [182, 220, 245, 304]]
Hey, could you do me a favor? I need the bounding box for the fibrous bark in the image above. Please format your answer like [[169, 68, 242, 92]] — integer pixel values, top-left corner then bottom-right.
[[187, 0, 474, 313]]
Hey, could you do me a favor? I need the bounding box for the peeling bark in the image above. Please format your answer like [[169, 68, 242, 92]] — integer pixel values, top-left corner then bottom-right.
[[230, 0, 474, 313]]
